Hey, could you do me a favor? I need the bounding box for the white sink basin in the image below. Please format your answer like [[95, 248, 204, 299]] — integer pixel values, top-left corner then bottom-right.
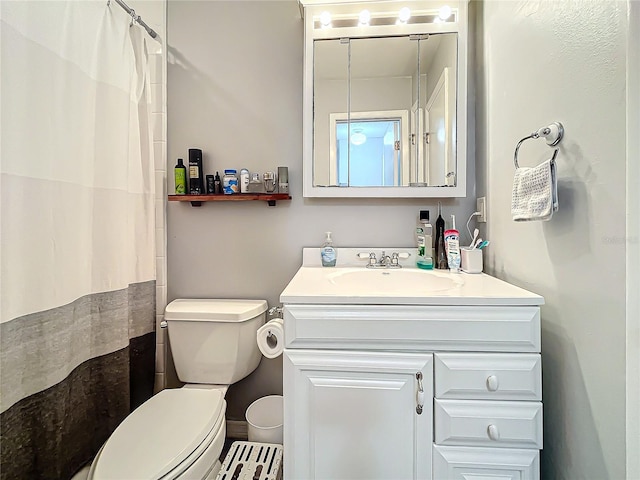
[[326, 268, 464, 294]]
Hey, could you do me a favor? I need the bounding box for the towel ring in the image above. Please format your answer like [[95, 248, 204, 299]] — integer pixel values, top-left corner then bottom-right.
[[514, 122, 564, 169]]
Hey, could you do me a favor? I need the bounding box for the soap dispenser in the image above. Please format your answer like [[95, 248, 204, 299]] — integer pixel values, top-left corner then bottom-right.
[[321, 232, 337, 267]]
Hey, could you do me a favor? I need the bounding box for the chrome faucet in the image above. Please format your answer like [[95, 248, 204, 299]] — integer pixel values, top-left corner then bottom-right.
[[365, 251, 402, 269]]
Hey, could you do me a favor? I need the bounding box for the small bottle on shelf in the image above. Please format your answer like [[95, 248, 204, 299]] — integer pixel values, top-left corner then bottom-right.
[[240, 168, 250, 193], [174, 158, 187, 194], [214, 171, 222, 194], [223, 169, 239, 194]]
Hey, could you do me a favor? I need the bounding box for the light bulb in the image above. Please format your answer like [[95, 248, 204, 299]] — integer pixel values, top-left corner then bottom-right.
[[398, 7, 411, 23], [358, 9, 371, 26], [320, 11, 331, 27], [438, 5, 452, 20], [350, 129, 367, 145]]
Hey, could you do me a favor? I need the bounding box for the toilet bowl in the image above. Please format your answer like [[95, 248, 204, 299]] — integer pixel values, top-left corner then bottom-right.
[[88, 299, 268, 480]]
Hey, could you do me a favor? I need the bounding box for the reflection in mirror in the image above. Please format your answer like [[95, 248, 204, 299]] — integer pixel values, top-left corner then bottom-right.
[[312, 33, 458, 189], [313, 39, 348, 187], [330, 111, 409, 186], [418, 34, 457, 186], [349, 37, 416, 187]]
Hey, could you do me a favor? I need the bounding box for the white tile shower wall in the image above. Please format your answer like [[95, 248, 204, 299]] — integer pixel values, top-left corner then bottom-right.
[[126, 0, 167, 393]]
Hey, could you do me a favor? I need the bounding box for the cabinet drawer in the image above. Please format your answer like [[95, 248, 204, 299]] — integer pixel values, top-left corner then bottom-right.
[[433, 445, 540, 479], [284, 305, 540, 352], [435, 399, 543, 449], [435, 353, 542, 401]]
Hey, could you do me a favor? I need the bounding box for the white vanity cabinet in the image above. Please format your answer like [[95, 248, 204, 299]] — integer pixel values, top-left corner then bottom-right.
[[284, 349, 433, 479], [280, 255, 544, 480]]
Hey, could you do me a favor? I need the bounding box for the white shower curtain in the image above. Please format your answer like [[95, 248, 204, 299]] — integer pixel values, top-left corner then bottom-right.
[[0, 2, 156, 478]]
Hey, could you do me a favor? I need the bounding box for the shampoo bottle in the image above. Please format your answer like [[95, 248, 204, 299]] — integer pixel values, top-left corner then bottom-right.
[[416, 210, 433, 270], [435, 203, 448, 269], [321, 232, 337, 267], [188, 148, 204, 194], [444, 215, 461, 273], [174, 158, 187, 194]]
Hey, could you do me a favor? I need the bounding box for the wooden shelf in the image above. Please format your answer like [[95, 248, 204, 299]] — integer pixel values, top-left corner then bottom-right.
[[168, 193, 291, 207]]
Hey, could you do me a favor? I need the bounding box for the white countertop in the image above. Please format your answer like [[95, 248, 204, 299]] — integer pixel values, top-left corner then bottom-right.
[[279, 248, 544, 306]]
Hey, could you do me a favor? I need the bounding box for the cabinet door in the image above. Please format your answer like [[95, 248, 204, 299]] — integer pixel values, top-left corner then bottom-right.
[[433, 445, 539, 480], [284, 349, 433, 480]]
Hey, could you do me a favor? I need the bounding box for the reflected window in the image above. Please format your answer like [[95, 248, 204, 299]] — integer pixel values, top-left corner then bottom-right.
[[328, 110, 409, 187], [335, 120, 401, 186]]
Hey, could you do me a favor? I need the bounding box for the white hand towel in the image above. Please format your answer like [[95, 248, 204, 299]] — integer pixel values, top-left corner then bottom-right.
[[511, 158, 558, 221]]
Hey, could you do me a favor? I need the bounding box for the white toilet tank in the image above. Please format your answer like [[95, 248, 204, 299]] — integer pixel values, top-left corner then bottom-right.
[[164, 299, 268, 384]]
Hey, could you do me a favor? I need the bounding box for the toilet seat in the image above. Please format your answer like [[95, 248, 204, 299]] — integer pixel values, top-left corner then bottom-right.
[[91, 388, 225, 480]]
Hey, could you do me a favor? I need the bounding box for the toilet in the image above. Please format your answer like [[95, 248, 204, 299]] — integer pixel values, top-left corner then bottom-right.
[[88, 298, 268, 480]]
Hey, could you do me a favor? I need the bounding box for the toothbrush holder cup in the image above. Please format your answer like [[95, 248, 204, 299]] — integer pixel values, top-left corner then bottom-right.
[[461, 247, 483, 274]]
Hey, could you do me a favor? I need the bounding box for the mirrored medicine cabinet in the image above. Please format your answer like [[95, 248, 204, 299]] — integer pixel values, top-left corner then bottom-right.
[[301, 0, 469, 198]]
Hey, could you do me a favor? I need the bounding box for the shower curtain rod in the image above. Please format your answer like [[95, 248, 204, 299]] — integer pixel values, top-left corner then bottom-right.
[[111, 0, 158, 39]]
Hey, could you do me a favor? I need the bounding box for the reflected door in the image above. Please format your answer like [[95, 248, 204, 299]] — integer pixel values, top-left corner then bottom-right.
[[425, 68, 449, 186]]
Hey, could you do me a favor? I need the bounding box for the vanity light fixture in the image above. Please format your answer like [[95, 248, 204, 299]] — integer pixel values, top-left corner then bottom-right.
[[438, 5, 452, 20], [320, 10, 332, 28], [350, 128, 367, 145], [358, 9, 371, 26], [397, 7, 411, 25]]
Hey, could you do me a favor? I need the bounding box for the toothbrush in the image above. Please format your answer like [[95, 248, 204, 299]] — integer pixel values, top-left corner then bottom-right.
[[473, 237, 483, 249], [469, 228, 479, 248], [477, 240, 490, 249]]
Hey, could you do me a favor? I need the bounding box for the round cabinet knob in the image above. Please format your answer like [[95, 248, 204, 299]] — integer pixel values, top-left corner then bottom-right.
[[486, 374, 499, 392], [487, 424, 500, 441]]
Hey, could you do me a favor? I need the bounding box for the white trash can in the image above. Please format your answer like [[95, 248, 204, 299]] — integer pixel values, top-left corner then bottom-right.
[[246, 395, 283, 444]]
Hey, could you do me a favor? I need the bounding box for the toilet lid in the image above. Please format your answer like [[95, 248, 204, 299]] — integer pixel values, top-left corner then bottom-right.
[[93, 388, 224, 480]]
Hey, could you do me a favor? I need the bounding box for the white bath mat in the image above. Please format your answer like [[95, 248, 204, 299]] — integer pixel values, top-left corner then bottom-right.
[[216, 441, 283, 480]]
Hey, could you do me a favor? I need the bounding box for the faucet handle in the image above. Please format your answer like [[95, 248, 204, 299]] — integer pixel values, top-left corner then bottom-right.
[[368, 252, 377, 265]]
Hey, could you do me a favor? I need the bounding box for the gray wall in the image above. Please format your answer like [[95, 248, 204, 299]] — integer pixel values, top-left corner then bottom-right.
[[166, 0, 476, 419], [473, 1, 628, 478]]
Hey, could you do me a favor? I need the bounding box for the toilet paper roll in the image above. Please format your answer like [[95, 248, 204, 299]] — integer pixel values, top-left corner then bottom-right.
[[257, 318, 285, 359]]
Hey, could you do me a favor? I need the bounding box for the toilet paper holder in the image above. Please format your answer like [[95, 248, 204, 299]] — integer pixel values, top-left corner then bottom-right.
[[266, 306, 283, 346], [258, 312, 285, 358]]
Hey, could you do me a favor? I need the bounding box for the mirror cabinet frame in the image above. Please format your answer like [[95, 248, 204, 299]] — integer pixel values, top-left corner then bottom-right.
[[301, 0, 469, 198]]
